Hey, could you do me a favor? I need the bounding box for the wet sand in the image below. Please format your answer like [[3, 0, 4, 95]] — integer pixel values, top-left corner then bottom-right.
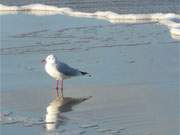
[[1, 84, 178, 135], [0, 14, 179, 135]]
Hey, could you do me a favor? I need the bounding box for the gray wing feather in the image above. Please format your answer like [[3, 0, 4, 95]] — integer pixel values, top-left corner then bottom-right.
[[56, 61, 80, 76]]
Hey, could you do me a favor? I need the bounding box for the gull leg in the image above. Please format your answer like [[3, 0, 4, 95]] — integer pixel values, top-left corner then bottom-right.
[[56, 80, 59, 89], [56, 80, 59, 96], [60, 80, 64, 98]]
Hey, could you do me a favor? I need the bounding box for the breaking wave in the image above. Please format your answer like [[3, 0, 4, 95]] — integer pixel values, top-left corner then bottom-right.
[[0, 3, 180, 39]]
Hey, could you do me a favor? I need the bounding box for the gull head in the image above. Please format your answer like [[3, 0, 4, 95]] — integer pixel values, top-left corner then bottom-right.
[[41, 54, 57, 64]]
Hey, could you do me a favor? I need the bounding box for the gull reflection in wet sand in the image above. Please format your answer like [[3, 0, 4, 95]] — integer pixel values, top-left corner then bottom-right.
[[45, 95, 91, 131]]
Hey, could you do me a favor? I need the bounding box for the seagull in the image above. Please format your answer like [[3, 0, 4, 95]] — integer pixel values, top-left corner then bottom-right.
[[41, 54, 89, 97]]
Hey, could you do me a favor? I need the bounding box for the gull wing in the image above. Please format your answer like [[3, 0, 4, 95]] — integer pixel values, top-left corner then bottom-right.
[[56, 61, 81, 76]]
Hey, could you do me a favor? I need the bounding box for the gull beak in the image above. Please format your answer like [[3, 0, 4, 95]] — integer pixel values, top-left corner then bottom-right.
[[41, 59, 46, 63]]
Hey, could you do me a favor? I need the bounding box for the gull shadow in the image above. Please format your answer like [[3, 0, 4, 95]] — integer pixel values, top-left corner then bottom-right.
[[45, 96, 92, 131]]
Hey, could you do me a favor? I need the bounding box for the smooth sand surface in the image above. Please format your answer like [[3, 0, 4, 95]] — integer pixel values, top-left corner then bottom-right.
[[1, 84, 178, 135]]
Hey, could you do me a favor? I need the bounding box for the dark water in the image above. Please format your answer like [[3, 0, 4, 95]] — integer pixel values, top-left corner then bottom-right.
[[1, 0, 180, 14]]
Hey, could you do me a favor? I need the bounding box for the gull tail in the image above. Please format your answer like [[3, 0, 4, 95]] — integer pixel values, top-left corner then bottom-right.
[[80, 71, 91, 77]]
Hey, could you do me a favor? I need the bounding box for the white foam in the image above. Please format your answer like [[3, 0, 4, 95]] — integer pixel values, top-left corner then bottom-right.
[[0, 4, 180, 40], [20, 4, 60, 11], [170, 28, 180, 35], [0, 4, 18, 11]]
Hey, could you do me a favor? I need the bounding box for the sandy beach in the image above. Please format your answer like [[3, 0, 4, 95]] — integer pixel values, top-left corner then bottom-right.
[[0, 4, 179, 135], [1, 84, 179, 135]]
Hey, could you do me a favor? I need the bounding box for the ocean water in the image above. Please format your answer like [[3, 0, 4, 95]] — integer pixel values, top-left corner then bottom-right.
[[1, 0, 180, 14], [0, 1, 180, 135]]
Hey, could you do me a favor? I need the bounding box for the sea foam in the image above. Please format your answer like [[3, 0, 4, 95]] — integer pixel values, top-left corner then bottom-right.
[[0, 4, 180, 40]]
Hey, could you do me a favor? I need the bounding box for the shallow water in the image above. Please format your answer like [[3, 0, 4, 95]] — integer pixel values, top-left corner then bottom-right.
[[1, 14, 179, 90], [0, 6, 179, 135]]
